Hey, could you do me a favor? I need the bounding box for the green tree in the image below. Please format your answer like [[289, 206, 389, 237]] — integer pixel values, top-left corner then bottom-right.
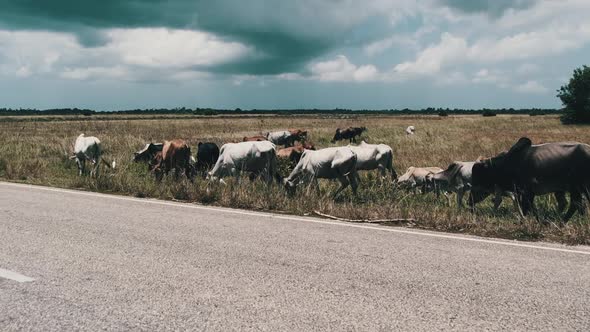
[[558, 65, 590, 124]]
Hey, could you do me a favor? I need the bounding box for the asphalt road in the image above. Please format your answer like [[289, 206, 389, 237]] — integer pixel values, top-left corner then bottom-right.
[[1, 182, 589, 331]]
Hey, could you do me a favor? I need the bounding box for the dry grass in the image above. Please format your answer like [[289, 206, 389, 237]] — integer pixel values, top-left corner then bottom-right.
[[1, 114, 588, 245]]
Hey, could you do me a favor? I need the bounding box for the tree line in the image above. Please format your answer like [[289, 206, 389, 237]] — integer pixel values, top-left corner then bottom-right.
[[0, 107, 561, 117]]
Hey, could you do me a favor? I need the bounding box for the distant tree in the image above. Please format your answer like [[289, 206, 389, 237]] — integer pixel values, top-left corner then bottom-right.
[[558, 65, 590, 124], [482, 110, 497, 117]]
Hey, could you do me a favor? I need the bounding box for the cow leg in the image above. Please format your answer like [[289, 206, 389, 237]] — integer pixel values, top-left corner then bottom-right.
[[492, 192, 503, 211], [456, 189, 464, 208], [333, 176, 350, 199], [516, 190, 533, 218], [76, 158, 84, 176], [563, 190, 582, 222], [348, 173, 359, 196], [555, 191, 567, 213], [92, 160, 100, 178]]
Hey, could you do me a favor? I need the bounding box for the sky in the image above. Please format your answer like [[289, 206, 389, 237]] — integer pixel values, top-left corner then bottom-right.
[[0, 0, 588, 110]]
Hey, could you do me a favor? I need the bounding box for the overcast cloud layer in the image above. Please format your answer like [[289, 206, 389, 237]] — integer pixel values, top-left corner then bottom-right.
[[0, 0, 587, 110]]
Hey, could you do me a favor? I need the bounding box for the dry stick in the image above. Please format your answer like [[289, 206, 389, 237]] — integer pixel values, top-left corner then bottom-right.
[[313, 210, 416, 224]]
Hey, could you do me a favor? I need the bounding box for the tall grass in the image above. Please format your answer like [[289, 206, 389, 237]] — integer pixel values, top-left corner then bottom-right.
[[0, 114, 588, 245]]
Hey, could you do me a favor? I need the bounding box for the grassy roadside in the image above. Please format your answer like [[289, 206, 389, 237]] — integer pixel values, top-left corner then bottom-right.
[[1, 114, 588, 245]]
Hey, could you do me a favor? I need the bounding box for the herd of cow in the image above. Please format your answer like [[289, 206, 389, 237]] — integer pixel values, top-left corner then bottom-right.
[[71, 126, 590, 222]]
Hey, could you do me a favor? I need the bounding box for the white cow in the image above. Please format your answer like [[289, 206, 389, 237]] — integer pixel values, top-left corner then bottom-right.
[[427, 161, 476, 207], [70, 134, 115, 177], [283, 147, 358, 198], [427, 161, 521, 210], [348, 141, 397, 181], [208, 141, 278, 184], [397, 166, 443, 192], [405, 126, 416, 135]]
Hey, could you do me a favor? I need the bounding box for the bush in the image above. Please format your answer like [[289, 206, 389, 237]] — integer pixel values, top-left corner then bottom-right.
[[558, 65, 590, 124], [438, 111, 449, 117], [482, 110, 497, 117]]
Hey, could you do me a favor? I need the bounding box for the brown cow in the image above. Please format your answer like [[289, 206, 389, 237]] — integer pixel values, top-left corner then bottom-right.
[[277, 142, 315, 164], [243, 135, 267, 142], [152, 139, 194, 181], [331, 126, 367, 143]]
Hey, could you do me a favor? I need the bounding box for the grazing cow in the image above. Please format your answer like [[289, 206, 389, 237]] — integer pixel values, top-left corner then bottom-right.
[[471, 137, 590, 221], [331, 127, 367, 143], [151, 139, 194, 181], [397, 167, 443, 192], [283, 147, 358, 198], [347, 141, 397, 181], [70, 134, 115, 177], [427, 161, 512, 209], [208, 141, 278, 184], [133, 143, 164, 171], [406, 126, 416, 135], [243, 135, 267, 142], [195, 142, 220, 175], [276, 142, 316, 164], [266, 130, 307, 147]]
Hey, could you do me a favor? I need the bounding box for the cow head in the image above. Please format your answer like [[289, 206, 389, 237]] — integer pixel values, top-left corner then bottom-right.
[[331, 128, 342, 143], [133, 143, 163, 163], [283, 178, 297, 195], [471, 137, 532, 198]]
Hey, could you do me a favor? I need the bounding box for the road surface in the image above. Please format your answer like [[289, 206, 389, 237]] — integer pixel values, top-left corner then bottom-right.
[[1, 182, 589, 331]]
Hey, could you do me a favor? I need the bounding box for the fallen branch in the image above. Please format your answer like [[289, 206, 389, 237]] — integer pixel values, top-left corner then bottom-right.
[[313, 210, 416, 224]]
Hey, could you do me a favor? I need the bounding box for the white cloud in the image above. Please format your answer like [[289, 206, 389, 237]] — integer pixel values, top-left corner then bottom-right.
[[309, 55, 379, 82], [0, 28, 253, 82], [106, 28, 252, 68], [393, 33, 468, 76], [515, 80, 548, 94]]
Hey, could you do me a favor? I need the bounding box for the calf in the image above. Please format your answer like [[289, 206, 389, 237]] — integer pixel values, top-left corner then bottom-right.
[[277, 142, 315, 164], [283, 147, 358, 198], [331, 126, 367, 143], [397, 166, 443, 193], [70, 134, 115, 177]]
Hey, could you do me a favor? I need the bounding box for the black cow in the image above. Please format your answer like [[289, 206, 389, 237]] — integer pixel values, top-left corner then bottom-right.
[[195, 142, 220, 176], [331, 126, 367, 143], [471, 137, 590, 222], [133, 143, 164, 171]]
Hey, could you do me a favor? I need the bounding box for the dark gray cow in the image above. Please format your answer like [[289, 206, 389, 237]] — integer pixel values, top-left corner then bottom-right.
[[471, 137, 590, 221]]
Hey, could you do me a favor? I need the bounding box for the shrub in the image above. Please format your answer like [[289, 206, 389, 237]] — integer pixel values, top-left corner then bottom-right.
[[558, 65, 590, 124]]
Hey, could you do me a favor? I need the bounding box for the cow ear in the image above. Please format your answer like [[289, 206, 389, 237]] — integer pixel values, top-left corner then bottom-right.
[[507, 137, 532, 155]]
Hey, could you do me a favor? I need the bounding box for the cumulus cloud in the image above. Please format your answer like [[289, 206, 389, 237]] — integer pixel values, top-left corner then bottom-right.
[[105, 28, 252, 68], [393, 33, 467, 76], [0, 28, 250, 82], [309, 55, 379, 82], [0, 0, 415, 75]]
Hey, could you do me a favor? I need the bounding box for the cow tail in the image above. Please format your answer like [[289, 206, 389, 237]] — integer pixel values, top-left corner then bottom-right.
[[387, 152, 397, 181]]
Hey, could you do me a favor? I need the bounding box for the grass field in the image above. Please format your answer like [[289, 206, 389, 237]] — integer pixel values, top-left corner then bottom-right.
[[1, 114, 588, 245]]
